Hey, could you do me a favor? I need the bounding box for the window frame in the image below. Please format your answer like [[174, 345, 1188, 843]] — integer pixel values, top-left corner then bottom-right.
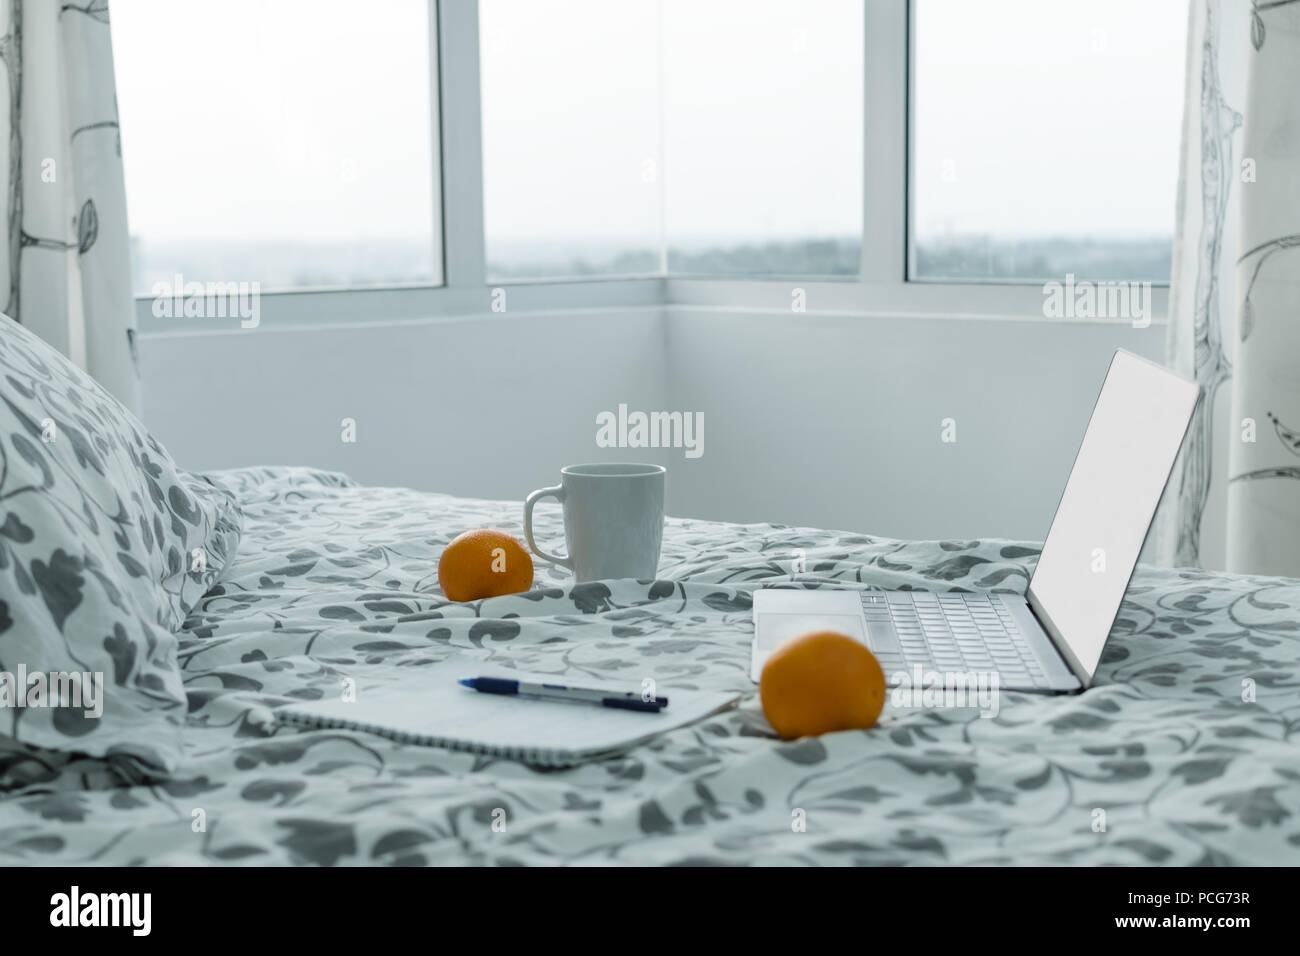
[[134, 0, 1169, 333], [665, 0, 1166, 319]]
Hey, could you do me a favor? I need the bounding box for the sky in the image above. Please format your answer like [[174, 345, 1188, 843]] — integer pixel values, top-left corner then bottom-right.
[[479, 0, 864, 246], [112, 0, 437, 242], [914, 0, 1187, 240], [111, 0, 1188, 249]]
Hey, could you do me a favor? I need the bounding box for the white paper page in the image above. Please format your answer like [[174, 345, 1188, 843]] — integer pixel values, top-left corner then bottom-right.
[[278, 659, 740, 758]]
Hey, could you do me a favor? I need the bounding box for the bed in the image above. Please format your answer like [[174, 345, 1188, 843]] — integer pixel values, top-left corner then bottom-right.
[[2, 463, 1297, 866]]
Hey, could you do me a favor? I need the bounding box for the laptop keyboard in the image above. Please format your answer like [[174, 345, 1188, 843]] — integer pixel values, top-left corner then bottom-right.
[[861, 592, 1050, 689]]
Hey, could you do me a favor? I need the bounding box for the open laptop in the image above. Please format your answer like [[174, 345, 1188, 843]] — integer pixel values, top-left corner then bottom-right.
[[751, 349, 1200, 693]]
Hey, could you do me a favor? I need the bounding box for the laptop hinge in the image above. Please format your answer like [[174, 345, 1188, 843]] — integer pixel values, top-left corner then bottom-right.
[[1024, 588, 1093, 688]]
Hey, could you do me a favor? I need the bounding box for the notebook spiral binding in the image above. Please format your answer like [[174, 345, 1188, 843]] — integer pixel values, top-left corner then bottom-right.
[[276, 709, 577, 767]]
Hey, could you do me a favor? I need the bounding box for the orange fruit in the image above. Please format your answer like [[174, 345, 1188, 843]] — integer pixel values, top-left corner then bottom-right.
[[438, 529, 534, 602], [759, 630, 886, 739]]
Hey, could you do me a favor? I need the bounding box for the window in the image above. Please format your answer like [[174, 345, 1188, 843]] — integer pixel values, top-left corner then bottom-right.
[[479, 0, 863, 280], [116, 0, 1188, 319], [912, 0, 1187, 283], [479, 0, 662, 280], [112, 0, 440, 294], [662, 0, 863, 276]]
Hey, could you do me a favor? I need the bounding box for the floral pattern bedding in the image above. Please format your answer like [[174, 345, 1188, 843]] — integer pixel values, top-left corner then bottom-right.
[[2, 467, 1298, 866]]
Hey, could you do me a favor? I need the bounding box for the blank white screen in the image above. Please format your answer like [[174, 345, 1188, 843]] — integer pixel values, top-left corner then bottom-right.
[[1029, 351, 1199, 680]]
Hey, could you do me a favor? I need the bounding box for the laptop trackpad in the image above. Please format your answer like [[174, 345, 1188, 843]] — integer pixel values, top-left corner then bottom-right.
[[756, 613, 866, 650]]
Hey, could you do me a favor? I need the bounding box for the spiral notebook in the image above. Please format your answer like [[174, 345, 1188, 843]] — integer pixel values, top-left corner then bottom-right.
[[275, 660, 741, 767]]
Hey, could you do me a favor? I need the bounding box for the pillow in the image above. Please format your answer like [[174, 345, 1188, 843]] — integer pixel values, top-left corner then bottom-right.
[[0, 314, 241, 776]]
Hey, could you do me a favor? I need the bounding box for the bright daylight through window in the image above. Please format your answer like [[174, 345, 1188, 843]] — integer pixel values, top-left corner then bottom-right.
[[480, 0, 864, 280], [912, 0, 1187, 283], [112, 0, 440, 294], [111, 0, 1188, 294]]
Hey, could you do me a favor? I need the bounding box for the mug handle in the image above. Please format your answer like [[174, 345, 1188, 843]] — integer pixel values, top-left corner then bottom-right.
[[524, 484, 573, 569]]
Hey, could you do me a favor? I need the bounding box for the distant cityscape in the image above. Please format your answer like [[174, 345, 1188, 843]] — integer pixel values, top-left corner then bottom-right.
[[130, 234, 1174, 295], [130, 238, 440, 293], [913, 235, 1173, 284]]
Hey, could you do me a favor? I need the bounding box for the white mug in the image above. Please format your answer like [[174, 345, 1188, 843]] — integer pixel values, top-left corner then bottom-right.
[[524, 463, 666, 582]]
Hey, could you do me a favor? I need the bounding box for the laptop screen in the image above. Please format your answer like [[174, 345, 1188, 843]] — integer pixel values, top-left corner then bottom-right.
[[1026, 350, 1200, 682]]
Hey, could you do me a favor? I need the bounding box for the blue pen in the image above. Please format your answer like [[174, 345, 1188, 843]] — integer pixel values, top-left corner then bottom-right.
[[458, 676, 668, 712]]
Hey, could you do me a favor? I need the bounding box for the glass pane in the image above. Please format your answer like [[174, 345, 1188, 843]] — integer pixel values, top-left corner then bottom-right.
[[912, 0, 1186, 282], [480, 0, 863, 280], [480, 0, 662, 281], [662, 0, 863, 276], [113, 0, 439, 294]]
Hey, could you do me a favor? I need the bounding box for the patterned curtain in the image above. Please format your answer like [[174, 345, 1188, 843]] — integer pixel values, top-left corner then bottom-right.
[[0, 0, 139, 413], [1157, 0, 1300, 576], [1225, 1, 1300, 574]]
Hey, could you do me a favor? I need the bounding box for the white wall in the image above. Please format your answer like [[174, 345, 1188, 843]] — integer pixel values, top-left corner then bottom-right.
[[662, 309, 1165, 541], [141, 307, 1164, 543], [140, 308, 670, 502]]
